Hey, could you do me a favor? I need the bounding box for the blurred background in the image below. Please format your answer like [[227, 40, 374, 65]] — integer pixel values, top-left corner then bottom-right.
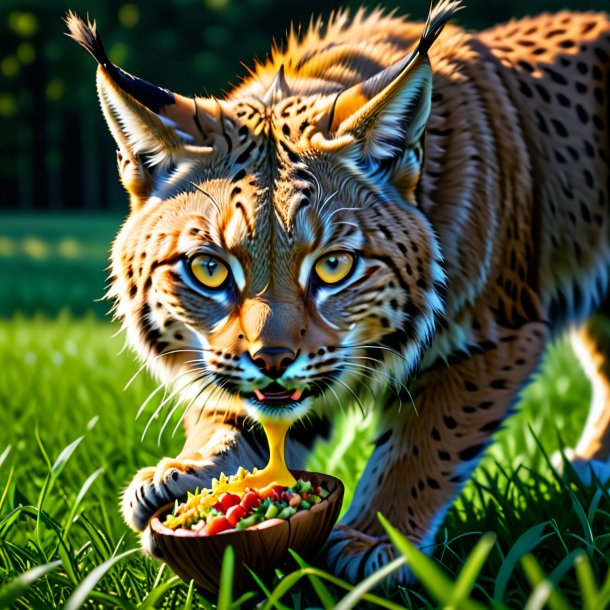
[[0, 0, 607, 316]]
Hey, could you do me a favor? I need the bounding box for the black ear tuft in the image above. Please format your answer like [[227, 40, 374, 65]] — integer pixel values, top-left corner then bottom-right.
[[419, 0, 464, 55], [65, 11, 175, 114], [64, 11, 111, 69]]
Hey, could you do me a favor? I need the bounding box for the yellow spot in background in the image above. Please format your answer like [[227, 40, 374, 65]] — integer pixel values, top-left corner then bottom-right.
[[46, 79, 64, 101], [0, 237, 16, 256], [8, 12, 38, 37], [16, 42, 35, 65], [109, 42, 128, 66], [204, 0, 230, 11], [118, 4, 140, 28], [21, 237, 49, 260], [58, 238, 81, 259], [0, 94, 17, 117], [1, 56, 19, 78]]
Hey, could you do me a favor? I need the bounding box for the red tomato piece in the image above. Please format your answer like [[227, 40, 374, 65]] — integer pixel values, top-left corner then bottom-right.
[[240, 491, 262, 512], [218, 492, 241, 513], [302, 492, 309, 500], [226, 504, 247, 526], [204, 516, 233, 536]]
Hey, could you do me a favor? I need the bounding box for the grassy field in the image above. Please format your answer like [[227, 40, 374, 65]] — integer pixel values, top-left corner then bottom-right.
[[1, 315, 610, 609]]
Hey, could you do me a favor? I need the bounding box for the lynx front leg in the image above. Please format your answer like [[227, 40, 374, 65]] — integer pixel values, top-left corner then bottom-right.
[[121, 412, 266, 533], [326, 320, 548, 583]]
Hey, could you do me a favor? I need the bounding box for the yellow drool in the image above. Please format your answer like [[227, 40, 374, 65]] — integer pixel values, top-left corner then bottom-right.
[[164, 420, 297, 527], [224, 419, 297, 491]]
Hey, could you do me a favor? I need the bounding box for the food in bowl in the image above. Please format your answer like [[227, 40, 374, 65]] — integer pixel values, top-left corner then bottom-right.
[[163, 472, 331, 534]]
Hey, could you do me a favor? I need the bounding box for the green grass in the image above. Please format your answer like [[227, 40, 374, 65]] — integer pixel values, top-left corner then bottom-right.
[[1, 315, 610, 609]]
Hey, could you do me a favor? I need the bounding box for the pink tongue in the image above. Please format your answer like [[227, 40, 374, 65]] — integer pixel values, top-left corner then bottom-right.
[[252, 388, 303, 401]]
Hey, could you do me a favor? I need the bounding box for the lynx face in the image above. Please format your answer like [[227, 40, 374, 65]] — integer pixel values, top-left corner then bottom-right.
[[68, 8, 449, 424]]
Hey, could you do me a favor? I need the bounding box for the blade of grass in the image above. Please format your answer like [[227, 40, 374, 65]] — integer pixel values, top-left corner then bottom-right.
[[574, 552, 598, 610], [62, 467, 105, 539], [35, 435, 85, 557], [183, 579, 196, 610], [217, 545, 234, 610], [288, 549, 336, 610], [0, 559, 62, 607], [0, 464, 14, 512], [0, 444, 11, 471], [379, 513, 488, 610], [34, 426, 52, 471], [449, 532, 496, 605], [587, 489, 604, 524], [246, 566, 292, 610], [334, 556, 406, 610], [56, 538, 79, 585], [494, 522, 551, 600], [521, 554, 575, 610], [596, 567, 610, 610], [260, 566, 404, 610], [546, 550, 585, 591], [63, 548, 139, 610], [231, 592, 257, 609], [50, 435, 85, 478], [151, 562, 167, 591], [87, 590, 139, 609], [138, 575, 182, 609], [76, 513, 113, 558], [568, 490, 595, 552]]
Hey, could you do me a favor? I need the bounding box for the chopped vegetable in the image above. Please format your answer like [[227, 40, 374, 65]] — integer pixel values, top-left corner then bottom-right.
[[240, 491, 262, 512], [163, 476, 331, 535], [217, 493, 241, 513], [204, 516, 233, 536], [226, 504, 247, 526]]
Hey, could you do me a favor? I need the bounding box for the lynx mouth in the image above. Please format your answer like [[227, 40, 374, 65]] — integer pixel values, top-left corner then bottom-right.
[[245, 382, 312, 407]]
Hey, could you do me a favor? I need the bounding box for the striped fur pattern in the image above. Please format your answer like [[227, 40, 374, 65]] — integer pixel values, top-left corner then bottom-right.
[[67, 1, 610, 583]]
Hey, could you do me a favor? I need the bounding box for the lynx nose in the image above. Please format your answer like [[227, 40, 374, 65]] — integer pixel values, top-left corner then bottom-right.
[[251, 347, 296, 379]]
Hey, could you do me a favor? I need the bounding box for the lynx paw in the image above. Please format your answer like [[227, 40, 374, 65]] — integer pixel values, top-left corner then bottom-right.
[[141, 523, 165, 560], [121, 457, 216, 531], [324, 525, 411, 585]]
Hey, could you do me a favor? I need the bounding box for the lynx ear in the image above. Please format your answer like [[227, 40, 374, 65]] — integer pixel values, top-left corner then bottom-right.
[[322, 1, 461, 168], [66, 12, 221, 207]]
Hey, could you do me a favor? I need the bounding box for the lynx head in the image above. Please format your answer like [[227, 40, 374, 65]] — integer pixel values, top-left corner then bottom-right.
[[66, 3, 456, 425]]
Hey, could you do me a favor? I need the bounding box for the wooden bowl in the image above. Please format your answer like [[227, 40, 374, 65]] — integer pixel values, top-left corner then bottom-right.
[[149, 470, 343, 597]]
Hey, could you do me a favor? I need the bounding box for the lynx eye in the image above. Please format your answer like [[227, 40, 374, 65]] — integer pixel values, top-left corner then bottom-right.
[[189, 254, 230, 289], [313, 251, 355, 285]]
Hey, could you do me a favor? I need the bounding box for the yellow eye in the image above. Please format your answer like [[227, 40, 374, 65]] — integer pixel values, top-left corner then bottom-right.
[[314, 251, 355, 285], [189, 254, 230, 289]]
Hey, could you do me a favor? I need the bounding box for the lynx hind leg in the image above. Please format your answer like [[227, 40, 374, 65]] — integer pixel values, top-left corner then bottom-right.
[[567, 315, 610, 484]]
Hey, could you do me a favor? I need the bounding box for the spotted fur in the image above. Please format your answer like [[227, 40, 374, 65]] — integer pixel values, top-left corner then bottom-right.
[[67, 1, 610, 582]]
